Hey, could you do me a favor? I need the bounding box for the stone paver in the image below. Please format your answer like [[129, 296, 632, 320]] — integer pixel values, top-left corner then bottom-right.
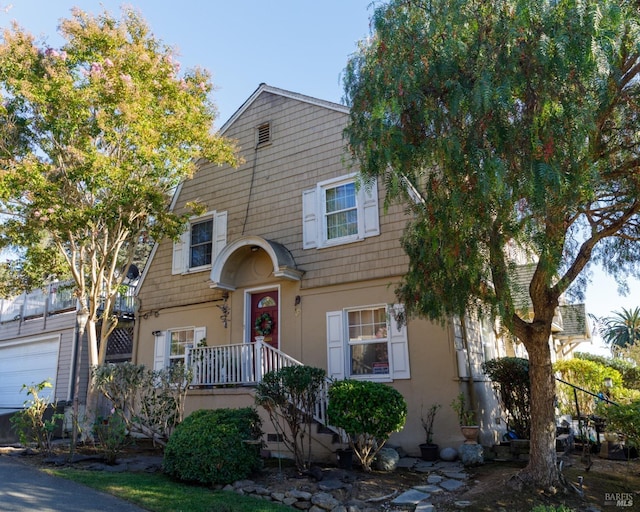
[[391, 489, 432, 505], [440, 478, 466, 491]]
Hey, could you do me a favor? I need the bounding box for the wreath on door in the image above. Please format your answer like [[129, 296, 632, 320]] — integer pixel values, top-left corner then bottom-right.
[[254, 312, 273, 336]]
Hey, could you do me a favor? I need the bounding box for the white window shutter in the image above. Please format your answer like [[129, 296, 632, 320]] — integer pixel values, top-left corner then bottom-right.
[[153, 332, 168, 370], [302, 188, 319, 249], [326, 310, 345, 380], [360, 178, 380, 238], [172, 229, 189, 275], [212, 211, 227, 260], [389, 304, 410, 379], [194, 326, 207, 346]]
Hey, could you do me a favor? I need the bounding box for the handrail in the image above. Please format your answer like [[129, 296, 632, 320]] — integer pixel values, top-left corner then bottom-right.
[[555, 376, 619, 407], [186, 340, 342, 436]]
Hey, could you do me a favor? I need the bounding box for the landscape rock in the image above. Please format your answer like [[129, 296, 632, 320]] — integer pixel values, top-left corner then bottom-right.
[[374, 447, 399, 472]]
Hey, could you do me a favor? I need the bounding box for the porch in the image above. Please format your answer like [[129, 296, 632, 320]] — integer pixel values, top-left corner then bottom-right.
[[185, 340, 332, 429]]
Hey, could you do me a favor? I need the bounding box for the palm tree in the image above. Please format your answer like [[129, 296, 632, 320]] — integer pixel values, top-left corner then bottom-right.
[[600, 307, 640, 356]]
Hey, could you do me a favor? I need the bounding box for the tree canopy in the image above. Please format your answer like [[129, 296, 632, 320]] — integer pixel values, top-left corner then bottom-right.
[[600, 307, 640, 355], [0, 7, 239, 364], [344, 0, 640, 488]]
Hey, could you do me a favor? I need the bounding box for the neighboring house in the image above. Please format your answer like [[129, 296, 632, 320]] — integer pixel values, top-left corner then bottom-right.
[[0, 281, 135, 439], [134, 84, 590, 460]]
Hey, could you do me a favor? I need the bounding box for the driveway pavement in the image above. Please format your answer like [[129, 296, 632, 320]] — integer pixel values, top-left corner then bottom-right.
[[0, 455, 148, 512]]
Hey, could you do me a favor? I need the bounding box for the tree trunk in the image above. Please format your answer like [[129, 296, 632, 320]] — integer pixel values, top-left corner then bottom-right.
[[519, 330, 560, 489]]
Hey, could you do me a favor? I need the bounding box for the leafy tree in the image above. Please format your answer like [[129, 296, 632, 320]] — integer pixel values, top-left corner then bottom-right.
[[0, 8, 239, 369], [344, 0, 640, 488], [255, 365, 327, 472], [599, 307, 640, 356]]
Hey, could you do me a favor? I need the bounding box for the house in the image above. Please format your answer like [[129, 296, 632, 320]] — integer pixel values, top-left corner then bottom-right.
[[134, 84, 590, 460], [0, 281, 135, 441]]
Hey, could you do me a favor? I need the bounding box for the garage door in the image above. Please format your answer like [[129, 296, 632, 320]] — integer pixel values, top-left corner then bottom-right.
[[0, 337, 60, 410]]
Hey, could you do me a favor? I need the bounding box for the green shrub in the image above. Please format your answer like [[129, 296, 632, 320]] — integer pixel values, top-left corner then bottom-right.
[[93, 362, 191, 443], [574, 352, 640, 390], [255, 365, 326, 471], [93, 409, 130, 464], [597, 398, 640, 449], [163, 408, 263, 485], [482, 357, 531, 439], [327, 379, 406, 471], [10, 380, 63, 453], [554, 359, 622, 417]]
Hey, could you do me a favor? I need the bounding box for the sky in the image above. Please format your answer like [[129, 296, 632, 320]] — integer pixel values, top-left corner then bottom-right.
[[1, 0, 638, 356]]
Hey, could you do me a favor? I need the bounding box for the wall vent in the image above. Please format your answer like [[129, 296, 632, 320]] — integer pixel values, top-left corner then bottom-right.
[[256, 122, 271, 147]]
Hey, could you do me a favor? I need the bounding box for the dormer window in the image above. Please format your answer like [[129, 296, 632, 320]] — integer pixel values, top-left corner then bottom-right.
[[256, 122, 271, 148]]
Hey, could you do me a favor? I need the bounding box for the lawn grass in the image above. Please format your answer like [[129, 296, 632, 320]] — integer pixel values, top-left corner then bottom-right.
[[44, 468, 292, 512]]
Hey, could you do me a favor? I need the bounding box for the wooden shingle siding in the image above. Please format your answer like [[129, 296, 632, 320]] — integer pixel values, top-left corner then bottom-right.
[[140, 90, 410, 311]]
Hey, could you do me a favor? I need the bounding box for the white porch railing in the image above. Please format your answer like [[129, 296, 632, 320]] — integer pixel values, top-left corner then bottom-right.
[[186, 340, 334, 433]]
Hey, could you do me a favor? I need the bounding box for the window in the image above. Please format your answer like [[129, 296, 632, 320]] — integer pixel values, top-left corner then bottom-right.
[[348, 307, 390, 376], [190, 218, 213, 268], [153, 326, 206, 370], [325, 182, 358, 240], [169, 329, 194, 367], [326, 304, 409, 381], [172, 211, 227, 274], [302, 175, 379, 249]]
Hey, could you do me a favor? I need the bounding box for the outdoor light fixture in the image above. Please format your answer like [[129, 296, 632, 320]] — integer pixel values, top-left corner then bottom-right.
[[217, 291, 230, 328], [604, 377, 613, 389]]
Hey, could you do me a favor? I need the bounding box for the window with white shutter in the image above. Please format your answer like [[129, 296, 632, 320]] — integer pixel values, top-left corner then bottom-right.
[[172, 211, 227, 274], [326, 304, 410, 381], [302, 175, 379, 249]]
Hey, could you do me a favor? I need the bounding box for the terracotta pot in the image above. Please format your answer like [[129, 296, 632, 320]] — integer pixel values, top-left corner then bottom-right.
[[460, 425, 480, 444]]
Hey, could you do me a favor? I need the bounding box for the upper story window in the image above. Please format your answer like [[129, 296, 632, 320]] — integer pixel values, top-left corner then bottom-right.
[[190, 218, 213, 267], [172, 211, 227, 275], [325, 182, 358, 240], [302, 175, 379, 249], [326, 304, 410, 382]]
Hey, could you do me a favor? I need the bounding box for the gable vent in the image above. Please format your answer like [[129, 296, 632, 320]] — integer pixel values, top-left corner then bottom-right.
[[256, 122, 271, 147]]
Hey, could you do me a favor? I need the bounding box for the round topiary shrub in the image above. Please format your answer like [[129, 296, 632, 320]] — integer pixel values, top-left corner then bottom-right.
[[328, 379, 407, 471], [163, 407, 263, 485]]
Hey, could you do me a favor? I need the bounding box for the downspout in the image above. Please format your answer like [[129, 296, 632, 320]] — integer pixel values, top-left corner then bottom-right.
[[459, 318, 479, 421]]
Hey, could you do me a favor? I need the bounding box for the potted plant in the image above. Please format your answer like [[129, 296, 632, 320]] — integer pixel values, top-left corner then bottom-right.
[[419, 403, 441, 461], [451, 392, 479, 444]]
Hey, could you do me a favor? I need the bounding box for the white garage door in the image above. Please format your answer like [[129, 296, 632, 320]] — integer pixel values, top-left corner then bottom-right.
[[0, 337, 60, 410]]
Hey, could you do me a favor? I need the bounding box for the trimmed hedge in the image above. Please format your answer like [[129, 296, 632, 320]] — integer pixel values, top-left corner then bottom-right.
[[327, 379, 406, 471], [163, 408, 263, 485]]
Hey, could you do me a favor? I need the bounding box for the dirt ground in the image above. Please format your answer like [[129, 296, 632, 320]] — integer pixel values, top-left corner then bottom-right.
[[5, 441, 640, 512]]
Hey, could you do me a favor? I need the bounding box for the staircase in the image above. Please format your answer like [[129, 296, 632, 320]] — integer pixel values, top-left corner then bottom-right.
[[186, 340, 339, 437]]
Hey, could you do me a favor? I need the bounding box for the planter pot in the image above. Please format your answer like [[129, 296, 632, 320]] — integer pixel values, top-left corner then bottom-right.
[[336, 448, 353, 470], [460, 425, 480, 444], [419, 443, 439, 461]]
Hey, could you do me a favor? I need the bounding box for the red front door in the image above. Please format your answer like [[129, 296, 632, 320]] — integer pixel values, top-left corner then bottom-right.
[[251, 290, 278, 349]]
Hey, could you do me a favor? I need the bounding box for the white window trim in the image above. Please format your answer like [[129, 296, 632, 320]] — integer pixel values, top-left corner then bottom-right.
[[303, 174, 379, 250], [153, 326, 206, 370], [172, 210, 227, 275], [326, 304, 410, 382]]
